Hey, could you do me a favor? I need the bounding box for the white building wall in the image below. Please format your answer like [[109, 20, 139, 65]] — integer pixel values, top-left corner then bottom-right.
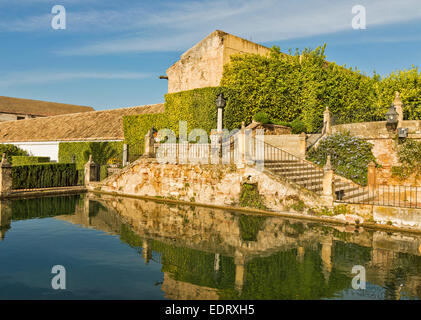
[[2, 140, 123, 162], [8, 142, 60, 161]]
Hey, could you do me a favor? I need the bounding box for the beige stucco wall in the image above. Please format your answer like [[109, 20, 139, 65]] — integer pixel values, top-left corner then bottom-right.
[[0, 113, 35, 122], [166, 30, 272, 93]]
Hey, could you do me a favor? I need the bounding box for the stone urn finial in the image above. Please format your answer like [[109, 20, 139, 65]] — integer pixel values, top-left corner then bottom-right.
[[324, 155, 332, 171], [0, 153, 10, 168]]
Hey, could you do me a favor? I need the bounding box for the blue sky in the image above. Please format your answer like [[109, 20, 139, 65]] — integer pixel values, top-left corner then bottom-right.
[[0, 0, 420, 110]]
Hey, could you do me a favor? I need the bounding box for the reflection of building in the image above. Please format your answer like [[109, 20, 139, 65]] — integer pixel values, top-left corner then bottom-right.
[[4, 193, 421, 300]]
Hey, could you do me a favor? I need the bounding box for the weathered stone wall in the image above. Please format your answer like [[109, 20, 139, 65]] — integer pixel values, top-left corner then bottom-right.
[[332, 120, 421, 185], [94, 158, 325, 213], [262, 135, 303, 158], [166, 30, 271, 93]]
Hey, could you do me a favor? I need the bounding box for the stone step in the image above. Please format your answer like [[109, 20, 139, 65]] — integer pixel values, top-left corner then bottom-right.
[[341, 191, 370, 201], [271, 168, 322, 176]]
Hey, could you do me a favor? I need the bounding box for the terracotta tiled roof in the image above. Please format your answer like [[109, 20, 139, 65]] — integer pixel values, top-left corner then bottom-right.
[[0, 96, 94, 116], [0, 103, 164, 142]]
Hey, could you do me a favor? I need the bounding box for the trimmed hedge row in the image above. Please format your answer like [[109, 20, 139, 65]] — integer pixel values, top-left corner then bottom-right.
[[11, 156, 50, 166], [12, 163, 78, 189], [123, 86, 239, 152]]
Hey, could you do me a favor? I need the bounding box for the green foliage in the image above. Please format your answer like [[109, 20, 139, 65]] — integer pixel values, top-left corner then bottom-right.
[[221, 45, 421, 132], [58, 141, 123, 170], [253, 111, 270, 124], [289, 118, 307, 134], [123, 87, 238, 151], [0, 144, 27, 163], [391, 139, 421, 180], [306, 132, 376, 185], [11, 195, 78, 221], [11, 156, 50, 166], [12, 163, 78, 189], [239, 183, 266, 209]]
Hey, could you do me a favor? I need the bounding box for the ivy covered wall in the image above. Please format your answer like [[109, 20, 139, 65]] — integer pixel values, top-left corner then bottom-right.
[[123, 86, 238, 151]]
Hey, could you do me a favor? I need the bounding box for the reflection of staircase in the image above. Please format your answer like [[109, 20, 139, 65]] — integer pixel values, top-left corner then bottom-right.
[[260, 142, 373, 204]]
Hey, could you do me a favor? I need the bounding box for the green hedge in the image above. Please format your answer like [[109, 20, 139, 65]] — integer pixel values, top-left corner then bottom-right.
[[58, 141, 123, 170], [123, 86, 239, 152], [221, 45, 421, 132], [12, 163, 78, 189], [11, 156, 50, 166]]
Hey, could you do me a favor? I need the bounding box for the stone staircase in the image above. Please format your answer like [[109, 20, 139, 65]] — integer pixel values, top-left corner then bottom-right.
[[261, 144, 375, 204]]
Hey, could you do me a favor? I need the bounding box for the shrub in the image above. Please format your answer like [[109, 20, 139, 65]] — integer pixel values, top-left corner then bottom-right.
[[239, 183, 266, 209], [289, 119, 307, 134], [306, 132, 376, 185], [0, 144, 27, 163], [253, 112, 270, 124], [11, 156, 50, 166], [391, 139, 421, 180], [12, 163, 78, 189]]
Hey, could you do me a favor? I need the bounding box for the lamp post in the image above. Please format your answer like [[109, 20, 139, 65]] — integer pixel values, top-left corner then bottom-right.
[[216, 93, 226, 133], [386, 103, 399, 131]]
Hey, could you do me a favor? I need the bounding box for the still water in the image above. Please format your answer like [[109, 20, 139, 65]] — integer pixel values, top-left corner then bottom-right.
[[0, 193, 420, 300]]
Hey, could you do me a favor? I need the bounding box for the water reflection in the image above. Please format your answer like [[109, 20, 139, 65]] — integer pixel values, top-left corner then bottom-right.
[[1, 194, 421, 300]]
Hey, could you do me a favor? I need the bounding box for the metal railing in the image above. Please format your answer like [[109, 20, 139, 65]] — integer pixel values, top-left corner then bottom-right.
[[334, 183, 421, 208], [254, 138, 324, 195]]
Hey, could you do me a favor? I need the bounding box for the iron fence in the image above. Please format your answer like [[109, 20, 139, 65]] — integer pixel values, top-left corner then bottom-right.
[[334, 183, 421, 208]]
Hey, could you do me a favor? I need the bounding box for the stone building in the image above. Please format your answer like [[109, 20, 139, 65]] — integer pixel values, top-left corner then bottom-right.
[[0, 96, 94, 122], [165, 30, 273, 93], [0, 103, 164, 161]]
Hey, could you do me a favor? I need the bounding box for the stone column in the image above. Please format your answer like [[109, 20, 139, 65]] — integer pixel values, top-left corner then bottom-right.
[[323, 106, 332, 135], [84, 155, 99, 185], [122, 144, 128, 167], [217, 107, 223, 133], [321, 155, 335, 206], [144, 129, 155, 158], [214, 253, 220, 272], [367, 162, 377, 191], [297, 246, 305, 263], [299, 132, 307, 158], [0, 154, 12, 198], [393, 91, 403, 127], [320, 237, 333, 283], [236, 122, 246, 167]]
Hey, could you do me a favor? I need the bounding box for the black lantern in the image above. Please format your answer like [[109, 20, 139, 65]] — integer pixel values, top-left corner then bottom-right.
[[216, 93, 226, 109], [386, 104, 398, 124]]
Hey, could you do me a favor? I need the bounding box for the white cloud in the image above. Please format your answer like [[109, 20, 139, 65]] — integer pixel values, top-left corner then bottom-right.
[[0, 71, 152, 87], [2, 0, 421, 54]]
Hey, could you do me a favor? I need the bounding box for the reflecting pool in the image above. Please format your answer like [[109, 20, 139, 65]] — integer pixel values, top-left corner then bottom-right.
[[0, 194, 420, 300]]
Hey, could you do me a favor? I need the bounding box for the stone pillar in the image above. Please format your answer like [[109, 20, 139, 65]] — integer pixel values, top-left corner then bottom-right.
[[393, 91, 403, 127], [217, 107, 223, 133], [122, 144, 128, 167], [82, 195, 91, 226], [84, 155, 99, 185], [0, 154, 12, 198], [236, 122, 246, 167], [299, 132, 307, 158], [367, 162, 377, 191], [321, 155, 335, 206], [144, 129, 155, 158], [323, 106, 332, 135]]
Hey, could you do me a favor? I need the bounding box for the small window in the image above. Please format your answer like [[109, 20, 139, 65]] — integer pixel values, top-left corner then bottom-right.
[[17, 116, 25, 120]]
